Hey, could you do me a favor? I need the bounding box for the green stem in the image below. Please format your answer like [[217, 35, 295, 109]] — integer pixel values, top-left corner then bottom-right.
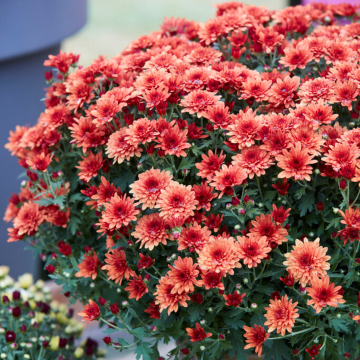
[[255, 176, 263, 202], [269, 327, 314, 340], [350, 187, 360, 206]]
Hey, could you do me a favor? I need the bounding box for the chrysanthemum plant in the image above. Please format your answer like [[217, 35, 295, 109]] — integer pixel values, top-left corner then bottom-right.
[[5, 1, 360, 359], [0, 266, 104, 359]]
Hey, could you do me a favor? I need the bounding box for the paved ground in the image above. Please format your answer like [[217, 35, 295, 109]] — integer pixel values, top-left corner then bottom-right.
[[62, 1, 286, 358]]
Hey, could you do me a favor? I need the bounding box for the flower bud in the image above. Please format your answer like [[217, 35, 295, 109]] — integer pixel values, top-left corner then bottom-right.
[[251, 303, 258, 309], [200, 345, 206, 351], [122, 301, 129, 307], [200, 319, 206, 325]]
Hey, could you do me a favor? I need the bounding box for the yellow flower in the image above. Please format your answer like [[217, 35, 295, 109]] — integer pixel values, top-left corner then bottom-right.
[[32, 312, 44, 325], [0, 266, 10, 278], [18, 273, 33, 289], [74, 347, 84, 358], [49, 336, 60, 351]]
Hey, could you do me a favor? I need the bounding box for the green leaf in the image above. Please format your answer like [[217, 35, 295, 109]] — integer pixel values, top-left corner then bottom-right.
[[227, 331, 249, 360], [132, 327, 149, 339], [135, 342, 154, 360], [294, 187, 306, 200], [325, 217, 341, 230], [329, 318, 349, 333], [264, 339, 291, 360], [69, 216, 81, 235], [299, 192, 314, 216]]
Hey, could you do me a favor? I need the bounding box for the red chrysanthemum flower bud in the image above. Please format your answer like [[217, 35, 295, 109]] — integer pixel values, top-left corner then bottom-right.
[[12, 306, 21, 318], [231, 196, 240, 206], [137, 101, 146, 113], [146, 144, 155, 155], [20, 325, 26, 332], [351, 111, 359, 119], [156, 102, 167, 116], [339, 179, 347, 190], [284, 223, 290, 230], [102, 160, 110, 174], [64, 291, 71, 297], [42, 340, 49, 348], [59, 338, 67, 349], [316, 201, 324, 211], [355, 258, 360, 264], [206, 123, 214, 132], [45, 265, 56, 274], [44, 71, 53, 81], [243, 195, 251, 203], [168, 93, 179, 104], [344, 353, 351, 358], [57, 241, 72, 256], [12, 291, 21, 301], [5, 331, 16, 343], [219, 334, 225, 340], [26, 170, 38, 182], [103, 336, 112, 345], [83, 245, 91, 253], [280, 273, 294, 287], [272, 178, 289, 196], [270, 291, 281, 300], [332, 232, 337, 238], [180, 348, 190, 355], [98, 297, 107, 306], [2, 295, 9, 304], [110, 302, 119, 314], [190, 294, 203, 304], [293, 349, 299, 355]]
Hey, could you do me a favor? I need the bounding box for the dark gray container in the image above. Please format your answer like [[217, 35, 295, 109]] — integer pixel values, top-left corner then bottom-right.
[[0, 0, 87, 278]]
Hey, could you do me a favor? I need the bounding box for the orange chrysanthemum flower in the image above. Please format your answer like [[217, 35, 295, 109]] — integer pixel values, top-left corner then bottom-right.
[[132, 213, 171, 250], [269, 76, 300, 109], [195, 150, 226, 181], [89, 176, 120, 208], [204, 102, 230, 129], [155, 182, 198, 219], [298, 78, 335, 104], [197, 236, 241, 275], [102, 249, 136, 285], [155, 125, 191, 157], [91, 95, 123, 127], [180, 90, 221, 118], [276, 143, 317, 181], [289, 126, 324, 156], [13, 202, 45, 236], [76, 151, 103, 183], [237, 234, 271, 268], [321, 142, 360, 172], [142, 86, 170, 109], [192, 182, 217, 211], [243, 325, 270, 357], [168, 257, 201, 294], [334, 81, 358, 110], [232, 146, 274, 179], [144, 301, 161, 319], [102, 193, 139, 229], [75, 251, 99, 280], [130, 168, 173, 210], [227, 110, 262, 149], [260, 129, 290, 156], [283, 238, 331, 287], [257, 26, 284, 53], [177, 222, 211, 252], [210, 164, 247, 198], [106, 128, 142, 164], [26, 152, 54, 172], [240, 78, 272, 102], [186, 323, 212, 342], [304, 100, 338, 129], [223, 291, 246, 306], [199, 270, 225, 290], [125, 275, 148, 301], [264, 295, 299, 336], [279, 43, 313, 71], [154, 275, 190, 315], [250, 214, 288, 247], [125, 117, 158, 145], [5, 125, 28, 157], [306, 276, 345, 313], [78, 300, 100, 325]]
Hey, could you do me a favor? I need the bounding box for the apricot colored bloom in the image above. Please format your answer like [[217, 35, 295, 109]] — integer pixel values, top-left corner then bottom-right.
[[195, 149, 226, 181], [155, 125, 191, 157], [243, 325, 269, 357], [78, 300, 100, 325], [5, 125, 28, 157], [178, 222, 211, 252], [154, 275, 190, 315], [276, 143, 317, 181], [199, 270, 225, 290], [333, 81, 358, 111], [321, 142, 360, 172], [90, 176, 120, 208], [269, 76, 300, 109], [106, 128, 142, 164], [44, 50, 77, 73], [75, 251, 99, 280], [227, 110, 262, 149], [168, 257, 201, 294], [260, 129, 290, 156], [125, 275, 148, 301], [237, 234, 271, 268], [232, 146, 274, 179], [102, 249, 135, 285], [279, 42, 313, 71], [283, 238, 331, 287], [325, 39, 356, 64], [204, 102, 230, 129], [198, 17, 228, 45], [304, 100, 338, 129], [197, 236, 241, 275], [130, 168, 173, 210], [7, 227, 25, 243], [91, 95, 123, 127], [306, 276, 345, 313], [338, 206, 360, 228], [186, 323, 212, 342], [257, 26, 284, 53], [264, 295, 299, 336], [298, 78, 335, 104], [102, 193, 139, 229], [250, 214, 288, 247], [155, 182, 198, 220], [210, 164, 247, 198], [289, 126, 324, 156], [76, 151, 103, 183], [13, 202, 44, 236], [26, 152, 53, 172], [223, 291, 246, 307], [132, 213, 171, 250], [180, 90, 221, 118], [192, 182, 217, 211], [241, 78, 272, 102], [66, 79, 94, 110], [125, 117, 158, 145], [142, 86, 170, 109]]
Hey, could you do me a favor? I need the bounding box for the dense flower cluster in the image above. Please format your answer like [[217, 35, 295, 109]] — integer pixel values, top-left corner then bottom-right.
[[5, 1, 360, 359], [0, 266, 104, 359]]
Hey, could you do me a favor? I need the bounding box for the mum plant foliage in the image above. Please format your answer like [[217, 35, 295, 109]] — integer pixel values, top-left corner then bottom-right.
[[5, 1, 360, 359], [0, 267, 103, 359]]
